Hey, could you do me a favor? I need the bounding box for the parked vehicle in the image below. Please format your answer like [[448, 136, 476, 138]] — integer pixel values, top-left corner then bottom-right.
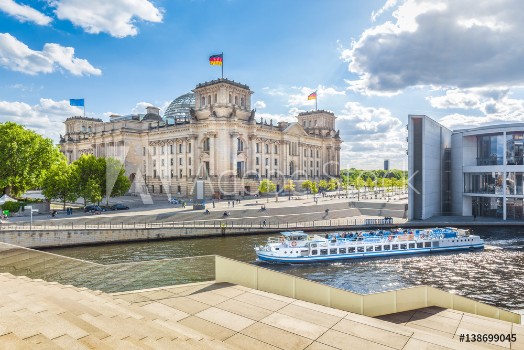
[[168, 198, 179, 204], [110, 204, 129, 210], [84, 205, 105, 214]]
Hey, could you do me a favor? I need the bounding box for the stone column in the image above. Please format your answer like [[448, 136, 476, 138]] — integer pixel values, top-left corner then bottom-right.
[[230, 132, 239, 176], [209, 133, 215, 176]]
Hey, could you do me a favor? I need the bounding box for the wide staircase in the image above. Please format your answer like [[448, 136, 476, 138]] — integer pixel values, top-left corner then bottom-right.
[[0, 272, 236, 349]]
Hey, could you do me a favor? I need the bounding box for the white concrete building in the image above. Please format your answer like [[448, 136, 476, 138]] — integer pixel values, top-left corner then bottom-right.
[[60, 78, 342, 198], [409, 115, 524, 220]]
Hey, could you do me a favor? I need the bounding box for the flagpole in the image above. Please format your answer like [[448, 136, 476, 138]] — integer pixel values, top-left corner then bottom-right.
[[316, 92, 318, 111], [221, 52, 224, 79]]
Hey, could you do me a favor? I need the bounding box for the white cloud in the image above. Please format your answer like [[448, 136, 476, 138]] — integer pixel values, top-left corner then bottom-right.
[[0, 0, 52, 25], [0, 98, 84, 143], [337, 102, 406, 168], [287, 85, 345, 107], [254, 100, 266, 109], [371, 0, 398, 22], [50, 0, 163, 38], [0, 33, 101, 76], [131, 101, 154, 114], [343, 0, 524, 95], [427, 87, 510, 112]]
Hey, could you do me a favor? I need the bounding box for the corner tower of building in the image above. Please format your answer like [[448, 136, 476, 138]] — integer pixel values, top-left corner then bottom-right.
[[192, 78, 254, 121]]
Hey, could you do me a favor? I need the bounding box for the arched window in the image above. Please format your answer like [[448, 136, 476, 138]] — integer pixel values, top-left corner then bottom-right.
[[237, 138, 244, 152], [201, 96, 205, 106], [81, 125, 85, 132], [214, 93, 217, 103], [208, 95, 211, 105], [229, 94, 232, 103], [203, 137, 210, 152], [88, 126, 92, 133], [240, 97, 244, 107], [235, 96, 238, 105]]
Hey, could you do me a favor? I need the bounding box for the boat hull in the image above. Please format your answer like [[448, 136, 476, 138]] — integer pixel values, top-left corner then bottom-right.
[[256, 244, 484, 263]]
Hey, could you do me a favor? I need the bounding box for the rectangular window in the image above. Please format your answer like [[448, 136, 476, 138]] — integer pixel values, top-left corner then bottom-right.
[[348, 247, 355, 253], [256, 143, 260, 153], [153, 147, 156, 155], [357, 246, 364, 253], [383, 245, 391, 251], [188, 143, 191, 153], [366, 246, 373, 252], [392, 244, 399, 250], [274, 159, 278, 166], [339, 248, 346, 254], [311, 249, 318, 255], [375, 245, 382, 251], [179, 144, 182, 153], [409, 243, 415, 249], [320, 249, 328, 255], [143, 147, 146, 156], [400, 244, 407, 250], [179, 158, 182, 165], [188, 157, 191, 166], [424, 242, 431, 248], [170, 145, 173, 154], [274, 145, 278, 153], [161, 159, 164, 166], [330, 248, 337, 254], [265, 158, 269, 166], [161, 146, 165, 154], [417, 242, 423, 248], [265, 144, 269, 153], [256, 157, 259, 165], [189, 169, 192, 177], [171, 158, 173, 166]]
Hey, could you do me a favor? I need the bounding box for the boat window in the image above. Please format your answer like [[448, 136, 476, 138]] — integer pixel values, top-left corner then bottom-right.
[[366, 246, 373, 252], [409, 243, 415, 249], [383, 245, 391, 250], [320, 249, 328, 255], [275, 248, 279, 250], [392, 244, 399, 250], [433, 241, 439, 248], [339, 248, 346, 254], [311, 249, 318, 255], [330, 248, 337, 254], [416, 243, 423, 248], [375, 245, 382, 251], [348, 247, 355, 253], [400, 244, 407, 250], [424, 242, 431, 248], [357, 247, 364, 253]]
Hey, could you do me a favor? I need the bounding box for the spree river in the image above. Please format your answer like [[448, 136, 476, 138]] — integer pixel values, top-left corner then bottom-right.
[[45, 227, 524, 311]]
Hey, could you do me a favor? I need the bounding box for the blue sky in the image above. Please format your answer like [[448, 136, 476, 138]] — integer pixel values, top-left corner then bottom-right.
[[2, 0, 524, 169]]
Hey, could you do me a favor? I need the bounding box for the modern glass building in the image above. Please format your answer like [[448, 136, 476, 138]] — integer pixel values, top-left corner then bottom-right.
[[408, 115, 524, 220]]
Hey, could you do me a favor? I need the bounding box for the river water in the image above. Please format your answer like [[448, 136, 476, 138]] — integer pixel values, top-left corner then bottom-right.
[[45, 227, 524, 311]]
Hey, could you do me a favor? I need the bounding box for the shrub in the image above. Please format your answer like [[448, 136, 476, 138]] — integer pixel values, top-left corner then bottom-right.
[[1, 201, 20, 213]]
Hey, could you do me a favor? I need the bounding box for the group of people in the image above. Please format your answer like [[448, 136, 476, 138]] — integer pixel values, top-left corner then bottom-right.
[[226, 199, 241, 208]]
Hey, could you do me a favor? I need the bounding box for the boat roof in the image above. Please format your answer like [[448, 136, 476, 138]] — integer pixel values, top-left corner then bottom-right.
[[281, 231, 307, 238]]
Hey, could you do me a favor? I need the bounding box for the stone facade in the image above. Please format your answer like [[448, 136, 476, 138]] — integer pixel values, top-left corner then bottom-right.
[[60, 78, 342, 198]]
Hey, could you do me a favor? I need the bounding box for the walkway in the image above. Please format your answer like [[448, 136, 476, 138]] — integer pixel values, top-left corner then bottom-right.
[[1, 273, 521, 349]]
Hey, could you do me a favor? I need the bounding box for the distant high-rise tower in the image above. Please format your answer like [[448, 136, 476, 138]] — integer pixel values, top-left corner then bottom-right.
[[384, 159, 390, 171]]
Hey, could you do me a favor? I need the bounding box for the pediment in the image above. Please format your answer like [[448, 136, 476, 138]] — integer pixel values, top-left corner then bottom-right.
[[283, 123, 308, 136]]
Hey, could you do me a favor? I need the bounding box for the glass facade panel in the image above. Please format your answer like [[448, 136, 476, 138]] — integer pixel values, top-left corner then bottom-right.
[[505, 172, 524, 195], [472, 196, 503, 218], [477, 134, 504, 165], [506, 132, 524, 165], [464, 172, 504, 194]]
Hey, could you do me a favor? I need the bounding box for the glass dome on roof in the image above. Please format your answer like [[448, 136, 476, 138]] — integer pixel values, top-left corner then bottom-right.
[[163, 92, 195, 119]]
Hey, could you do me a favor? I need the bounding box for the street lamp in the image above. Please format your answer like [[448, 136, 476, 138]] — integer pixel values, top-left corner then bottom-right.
[[24, 205, 38, 230]]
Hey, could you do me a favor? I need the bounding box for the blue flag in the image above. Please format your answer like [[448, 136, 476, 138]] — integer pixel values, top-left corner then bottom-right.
[[70, 99, 84, 107]]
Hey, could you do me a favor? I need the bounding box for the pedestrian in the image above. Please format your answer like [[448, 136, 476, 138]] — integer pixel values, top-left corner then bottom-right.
[[228, 200, 230, 208], [212, 200, 215, 208], [263, 219, 267, 227], [232, 201, 235, 208]]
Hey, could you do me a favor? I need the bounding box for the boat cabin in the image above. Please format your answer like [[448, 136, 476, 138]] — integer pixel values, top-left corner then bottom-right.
[[281, 231, 308, 243]]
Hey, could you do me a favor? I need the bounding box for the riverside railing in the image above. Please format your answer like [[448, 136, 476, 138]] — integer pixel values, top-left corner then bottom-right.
[[0, 217, 403, 231]]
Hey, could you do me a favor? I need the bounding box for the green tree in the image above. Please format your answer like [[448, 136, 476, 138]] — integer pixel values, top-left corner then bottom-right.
[[0, 122, 62, 196], [41, 158, 79, 209], [327, 178, 339, 191], [283, 179, 295, 200], [258, 179, 276, 203], [84, 179, 103, 205], [318, 179, 328, 191], [73, 154, 105, 205], [104, 157, 131, 204], [301, 180, 313, 198], [311, 182, 319, 194]]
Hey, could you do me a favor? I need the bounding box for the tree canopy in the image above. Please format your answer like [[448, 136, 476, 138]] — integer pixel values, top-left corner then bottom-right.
[[41, 158, 79, 209], [258, 179, 276, 194], [0, 122, 62, 196]]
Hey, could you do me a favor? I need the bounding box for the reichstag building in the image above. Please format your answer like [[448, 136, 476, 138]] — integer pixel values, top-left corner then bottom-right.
[[60, 78, 342, 198]]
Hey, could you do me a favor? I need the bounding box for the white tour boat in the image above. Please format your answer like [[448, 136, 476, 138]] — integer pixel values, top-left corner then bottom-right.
[[254, 228, 484, 263]]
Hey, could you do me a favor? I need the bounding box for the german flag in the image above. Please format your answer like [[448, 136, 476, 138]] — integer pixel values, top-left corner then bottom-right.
[[209, 54, 223, 66], [308, 91, 317, 100]]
